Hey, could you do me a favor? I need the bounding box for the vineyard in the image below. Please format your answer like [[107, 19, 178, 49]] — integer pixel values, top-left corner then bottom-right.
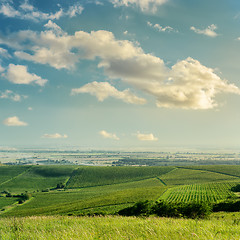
[[160, 181, 238, 203], [0, 165, 240, 217]]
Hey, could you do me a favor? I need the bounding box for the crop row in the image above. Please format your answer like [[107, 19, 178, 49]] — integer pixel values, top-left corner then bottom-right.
[[160, 181, 238, 203]]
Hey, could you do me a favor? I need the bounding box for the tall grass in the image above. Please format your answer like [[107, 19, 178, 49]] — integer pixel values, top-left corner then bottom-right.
[[0, 215, 240, 240]]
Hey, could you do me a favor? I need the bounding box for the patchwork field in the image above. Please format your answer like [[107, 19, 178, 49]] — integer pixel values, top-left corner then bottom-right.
[[0, 165, 239, 217]]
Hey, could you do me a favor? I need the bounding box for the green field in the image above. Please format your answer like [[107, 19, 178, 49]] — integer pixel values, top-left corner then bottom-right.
[[0, 214, 240, 240], [66, 166, 175, 188], [160, 182, 238, 203], [0, 165, 239, 217]]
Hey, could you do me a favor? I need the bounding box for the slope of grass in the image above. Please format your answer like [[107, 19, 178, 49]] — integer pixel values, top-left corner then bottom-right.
[[3, 178, 166, 217], [0, 215, 240, 240], [0, 197, 18, 209], [0, 166, 31, 185], [66, 166, 175, 188], [161, 168, 239, 186], [0, 166, 76, 193], [183, 165, 240, 178]]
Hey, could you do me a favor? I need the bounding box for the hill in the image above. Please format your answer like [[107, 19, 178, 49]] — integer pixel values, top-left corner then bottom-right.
[[0, 165, 239, 217]]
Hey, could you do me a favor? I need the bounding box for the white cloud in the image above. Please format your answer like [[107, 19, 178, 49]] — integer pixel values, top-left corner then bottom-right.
[[1, 28, 239, 109], [44, 20, 65, 36], [5, 64, 47, 86], [3, 116, 28, 126], [0, 64, 4, 73], [0, 3, 20, 17], [0, 1, 83, 22], [99, 130, 119, 140], [137, 132, 158, 141], [147, 21, 174, 32], [0, 47, 11, 58], [28, 107, 33, 111], [0, 90, 27, 102], [111, 0, 167, 13], [71, 81, 146, 105], [42, 133, 68, 139], [190, 24, 218, 37]]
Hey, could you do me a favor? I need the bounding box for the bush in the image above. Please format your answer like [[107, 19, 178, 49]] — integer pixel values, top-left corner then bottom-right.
[[56, 183, 65, 189], [213, 200, 240, 212], [118, 200, 152, 216], [118, 200, 212, 219], [42, 188, 50, 192], [231, 184, 240, 192]]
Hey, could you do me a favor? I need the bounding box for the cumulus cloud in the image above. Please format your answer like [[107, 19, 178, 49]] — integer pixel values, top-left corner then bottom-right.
[[111, 0, 167, 13], [190, 24, 218, 37], [42, 133, 68, 139], [99, 130, 119, 140], [3, 116, 28, 126], [5, 64, 47, 86], [137, 132, 158, 141], [71, 81, 146, 105], [0, 90, 27, 102], [1, 27, 239, 109], [147, 21, 174, 32], [0, 0, 83, 21]]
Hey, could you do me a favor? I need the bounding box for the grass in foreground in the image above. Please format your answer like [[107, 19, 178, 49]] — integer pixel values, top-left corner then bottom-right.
[[0, 215, 240, 240]]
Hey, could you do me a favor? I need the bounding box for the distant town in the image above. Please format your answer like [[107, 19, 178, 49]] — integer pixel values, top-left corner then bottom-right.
[[1, 149, 240, 166]]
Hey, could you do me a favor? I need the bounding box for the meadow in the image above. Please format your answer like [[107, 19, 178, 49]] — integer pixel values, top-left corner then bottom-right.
[[0, 214, 240, 240]]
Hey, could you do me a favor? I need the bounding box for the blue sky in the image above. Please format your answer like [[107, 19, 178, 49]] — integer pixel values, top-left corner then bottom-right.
[[1, 0, 240, 150]]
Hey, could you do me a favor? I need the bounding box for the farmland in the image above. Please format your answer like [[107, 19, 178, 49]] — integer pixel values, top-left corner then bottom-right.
[[0, 164, 239, 239], [0, 165, 239, 217]]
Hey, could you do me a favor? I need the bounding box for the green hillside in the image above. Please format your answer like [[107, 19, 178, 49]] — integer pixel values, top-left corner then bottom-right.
[[160, 168, 239, 185], [0, 165, 77, 193], [66, 166, 175, 188], [183, 165, 240, 178], [0, 165, 239, 217]]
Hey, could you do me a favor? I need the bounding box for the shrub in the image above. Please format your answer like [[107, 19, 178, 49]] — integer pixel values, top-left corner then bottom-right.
[[213, 200, 240, 212], [231, 184, 240, 192], [118, 201, 152, 216], [118, 200, 212, 219]]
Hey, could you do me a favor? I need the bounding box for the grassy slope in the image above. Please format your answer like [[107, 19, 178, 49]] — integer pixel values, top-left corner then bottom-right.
[[66, 166, 175, 188], [160, 168, 239, 185], [3, 178, 166, 216], [183, 165, 240, 178], [1, 165, 240, 217], [0, 215, 240, 240], [0, 166, 31, 185], [0, 165, 77, 193]]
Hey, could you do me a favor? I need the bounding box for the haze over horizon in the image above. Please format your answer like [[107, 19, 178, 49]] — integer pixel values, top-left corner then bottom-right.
[[1, 0, 240, 149]]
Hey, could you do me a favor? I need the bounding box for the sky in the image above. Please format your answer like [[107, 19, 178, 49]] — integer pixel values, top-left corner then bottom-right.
[[1, 0, 240, 150]]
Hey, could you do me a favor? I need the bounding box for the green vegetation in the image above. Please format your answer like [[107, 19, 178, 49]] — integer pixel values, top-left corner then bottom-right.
[[118, 200, 212, 219], [182, 165, 240, 177], [3, 178, 166, 217], [0, 215, 240, 240], [160, 168, 239, 185], [0, 197, 17, 209], [66, 166, 175, 188], [0, 165, 239, 218], [160, 182, 237, 203], [0, 165, 76, 193], [0, 166, 31, 185]]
